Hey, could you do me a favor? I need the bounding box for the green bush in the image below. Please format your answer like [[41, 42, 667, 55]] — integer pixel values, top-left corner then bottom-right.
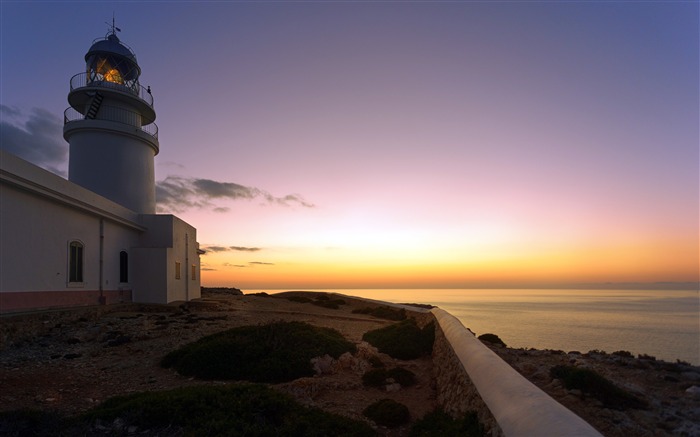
[[362, 367, 416, 388], [363, 320, 435, 360], [161, 321, 356, 383], [353, 306, 407, 321], [0, 409, 72, 436], [83, 384, 375, 436], [0, 386, 376, 436], [285, 296, 313, 303], [368, 355, 384, 368], [312, 299, 346, 309], [410, 410, 484, 437], [477, 333, 506, 347], [362, 368, 388, 387], [363, 399, 410, 428], [550, 365, 647, 410]]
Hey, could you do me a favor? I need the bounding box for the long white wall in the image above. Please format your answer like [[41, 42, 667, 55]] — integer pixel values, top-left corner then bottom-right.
[[432, 308, 602, 437], [333, 293, 602, 436], [0, 161, 142, 294]]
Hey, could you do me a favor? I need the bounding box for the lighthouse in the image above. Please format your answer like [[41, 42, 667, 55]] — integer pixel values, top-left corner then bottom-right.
[[64, 27, 158, 214], [0, 25, 202, 313]]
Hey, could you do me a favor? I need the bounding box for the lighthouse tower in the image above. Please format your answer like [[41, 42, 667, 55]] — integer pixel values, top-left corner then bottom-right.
[[64, 27, 158, 214]]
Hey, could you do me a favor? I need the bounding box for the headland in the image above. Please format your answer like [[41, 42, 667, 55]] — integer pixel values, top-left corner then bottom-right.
[[0, 290, 698, 436]]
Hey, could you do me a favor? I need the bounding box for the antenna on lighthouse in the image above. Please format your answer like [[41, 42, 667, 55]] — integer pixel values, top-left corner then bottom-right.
[[106, 14, 121, 36]]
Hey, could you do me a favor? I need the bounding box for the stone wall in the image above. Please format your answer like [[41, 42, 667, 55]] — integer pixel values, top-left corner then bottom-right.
[[431, 308, 602, 437], [432, 324, 503, 436]]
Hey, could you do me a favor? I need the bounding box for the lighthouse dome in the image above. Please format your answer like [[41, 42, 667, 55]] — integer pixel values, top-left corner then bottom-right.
[[85, 33, 141, 86]]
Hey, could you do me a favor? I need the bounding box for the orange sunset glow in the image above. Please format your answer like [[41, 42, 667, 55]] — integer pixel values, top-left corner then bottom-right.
[[2, 2, 698, 290]]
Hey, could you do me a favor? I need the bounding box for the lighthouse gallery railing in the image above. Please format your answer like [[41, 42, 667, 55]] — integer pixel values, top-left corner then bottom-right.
[[69, 72, 154, 107], [64, 106, 159, 139]]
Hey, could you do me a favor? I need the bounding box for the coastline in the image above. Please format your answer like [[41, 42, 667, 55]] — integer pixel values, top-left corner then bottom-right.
[[259, 288, 699, 365], [1, 290, 699, 436]]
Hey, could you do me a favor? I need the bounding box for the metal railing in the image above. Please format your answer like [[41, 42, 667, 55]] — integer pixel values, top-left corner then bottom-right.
[[64, 105, 158, 139], [69, 72, 154, 107]]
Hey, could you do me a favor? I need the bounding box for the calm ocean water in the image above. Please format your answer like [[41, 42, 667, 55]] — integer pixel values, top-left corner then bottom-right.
[[251, 289, 699, 365]]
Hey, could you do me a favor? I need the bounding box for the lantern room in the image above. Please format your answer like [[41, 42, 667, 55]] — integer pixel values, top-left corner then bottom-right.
[[85, 33, 141, 93]]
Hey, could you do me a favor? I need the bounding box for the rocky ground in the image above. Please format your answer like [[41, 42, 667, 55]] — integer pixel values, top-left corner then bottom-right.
[[0, 291, 436, 436], [0, 291, 699, 436], [488, 343, 700, 436]]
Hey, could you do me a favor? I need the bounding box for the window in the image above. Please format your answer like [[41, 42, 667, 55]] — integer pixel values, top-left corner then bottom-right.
[[191, 264, 196, 280], [119, 251, 128, 283], [69, 241, 84, 283], [175, 261, 181, 280]]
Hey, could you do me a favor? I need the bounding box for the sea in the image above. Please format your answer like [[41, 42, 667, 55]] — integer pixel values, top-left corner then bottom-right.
[[248, 288, 699, 366]]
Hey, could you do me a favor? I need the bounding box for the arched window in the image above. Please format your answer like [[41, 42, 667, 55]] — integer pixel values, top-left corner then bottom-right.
[[119, 251, 128, 283], [68, 241, 84, 283]]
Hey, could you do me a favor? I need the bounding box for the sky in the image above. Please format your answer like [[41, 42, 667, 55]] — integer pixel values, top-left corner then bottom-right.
[[1, 1, 698, 290]]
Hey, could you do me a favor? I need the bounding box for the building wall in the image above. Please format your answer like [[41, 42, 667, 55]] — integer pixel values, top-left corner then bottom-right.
[[67, 123, 157, 214], [0, 150, 202, 312], [134, 215, 201, 304], [0, 178, 142, 312]]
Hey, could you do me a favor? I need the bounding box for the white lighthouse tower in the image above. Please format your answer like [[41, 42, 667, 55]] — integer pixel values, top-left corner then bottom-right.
[[64, 26, 158, 214]]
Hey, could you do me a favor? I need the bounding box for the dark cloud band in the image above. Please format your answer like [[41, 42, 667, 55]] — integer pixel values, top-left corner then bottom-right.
[[0, 105, 68, 176], [156, 176, 315, 213]]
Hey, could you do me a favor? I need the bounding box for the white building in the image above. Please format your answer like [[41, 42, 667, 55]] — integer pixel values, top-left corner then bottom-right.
[[0, 30, 202, 313]]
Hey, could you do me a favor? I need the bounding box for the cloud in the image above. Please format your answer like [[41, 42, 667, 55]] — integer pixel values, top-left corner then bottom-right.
[[231, 246, 261, 252], [201, 245, 262, 253], [223, 263, 248, 268], [156, 176, 315, 213], [249, 261, 274, 266], [202, 246, 230, 253], [0, 105, 68, 176]]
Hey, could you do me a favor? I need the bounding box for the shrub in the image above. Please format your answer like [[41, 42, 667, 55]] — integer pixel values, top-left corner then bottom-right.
[[312, 299, 346, 309], [82, 384, 375, 436], [285, 296, 313, 304], [550, 365, 647, 410], [161, 321, 356, 383], [363, 399, 410, 428], [388, 367, 417, 387], [0, 409, 70, 436], [477, 333, 506, 347], [362, 367, 417, 388], [368, 355, 384, 368], [353, 306, 407, 321], [363, 320, 435, 360], [362, 368, 388, 387], [410, 410, 484, 437], [612, 350, 633, 358]]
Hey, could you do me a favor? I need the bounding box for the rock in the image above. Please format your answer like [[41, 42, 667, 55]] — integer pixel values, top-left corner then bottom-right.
[[681, 371, 700, 381], [311, 354, 334, 375], [685, 385, 700, 398], [112, 417, 125, 430], [386, 383, 401, 392]]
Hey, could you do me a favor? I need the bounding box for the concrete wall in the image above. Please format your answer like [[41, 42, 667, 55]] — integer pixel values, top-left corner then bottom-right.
[[334, 294, 602, 436], [0, 150, 201, 312], [431, 308, 602, 437], [134, 214, 201, 304], [0, 152, 143, 312], [66, 121, 157, 214], [432, 324, 502, 435]]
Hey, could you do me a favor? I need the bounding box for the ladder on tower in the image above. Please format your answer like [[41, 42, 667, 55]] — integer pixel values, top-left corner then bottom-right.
[[84, 92, 104, 119]]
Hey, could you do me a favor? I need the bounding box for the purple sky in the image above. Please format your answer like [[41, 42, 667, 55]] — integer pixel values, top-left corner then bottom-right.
[[2, 2, 698, 289]]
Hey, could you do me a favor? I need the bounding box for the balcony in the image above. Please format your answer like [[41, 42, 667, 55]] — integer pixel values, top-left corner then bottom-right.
[[64, 106, 158, 140], [69, 72, 154, 108]]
